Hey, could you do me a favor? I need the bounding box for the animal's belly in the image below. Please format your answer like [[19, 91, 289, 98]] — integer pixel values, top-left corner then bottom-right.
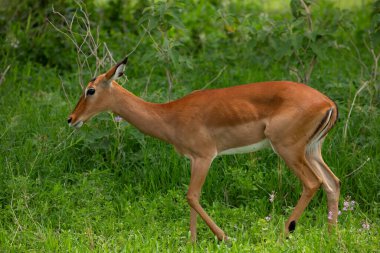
[[218, 139, 270, 155]]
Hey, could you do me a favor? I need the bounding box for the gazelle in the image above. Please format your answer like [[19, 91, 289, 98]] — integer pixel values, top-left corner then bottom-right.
[[68, 57, 340, 241]]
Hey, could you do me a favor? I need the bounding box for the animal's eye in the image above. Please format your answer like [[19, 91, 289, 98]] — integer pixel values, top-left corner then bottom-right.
[[86, 88, 96, 96]]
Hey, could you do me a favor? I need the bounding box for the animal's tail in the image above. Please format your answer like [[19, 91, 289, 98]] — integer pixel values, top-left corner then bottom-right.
[[310, 102, 339, 142]]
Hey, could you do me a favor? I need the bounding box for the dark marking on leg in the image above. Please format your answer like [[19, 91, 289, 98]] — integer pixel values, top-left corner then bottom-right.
[[289, 220, 296, 233]]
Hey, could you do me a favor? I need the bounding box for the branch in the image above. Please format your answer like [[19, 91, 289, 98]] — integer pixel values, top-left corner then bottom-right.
[[304, 55, 317, 84], [300, 0, 312, 32], [343, 81, 369, 140], [165, 68, 173, 101], [344, 157, 370, 178], [0, 65, 11, 86], [48, 1, 102, 88], [59, 75, 71, 106], [202, 65, 227, 90], [289, 68, 302, 83]]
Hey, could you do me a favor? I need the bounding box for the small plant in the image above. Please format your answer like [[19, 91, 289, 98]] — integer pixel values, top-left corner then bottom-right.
[[138, 0, 191, 99], [361, 221, 371, 230], [265, 191, 276, 223], [342, 196, 356, 211], [49, 1, 115, 88]]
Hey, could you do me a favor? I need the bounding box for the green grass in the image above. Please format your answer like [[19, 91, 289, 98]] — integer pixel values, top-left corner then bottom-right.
[[0, 189, 378, 252], [0, 58, 379, 251], [1, 0, 379, 251]]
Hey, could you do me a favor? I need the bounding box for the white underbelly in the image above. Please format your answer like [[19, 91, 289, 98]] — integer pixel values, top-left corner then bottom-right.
[[218, 139, 270, 156]]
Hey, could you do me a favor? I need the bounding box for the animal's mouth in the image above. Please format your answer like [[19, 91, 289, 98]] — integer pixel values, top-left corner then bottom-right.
[[69, 121, 84, 128]]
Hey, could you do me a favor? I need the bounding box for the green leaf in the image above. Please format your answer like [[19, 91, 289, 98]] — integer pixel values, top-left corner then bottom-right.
[[147, 17, 159, 31], [168, 17, 186, 30], [310, 43, 325, 60]]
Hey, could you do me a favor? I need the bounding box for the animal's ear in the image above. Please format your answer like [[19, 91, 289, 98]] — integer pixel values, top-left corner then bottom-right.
[[105, 57, 128, 82]]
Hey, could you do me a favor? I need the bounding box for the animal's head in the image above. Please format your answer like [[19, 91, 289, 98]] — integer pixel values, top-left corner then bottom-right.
[[68, 57, 128, 128]]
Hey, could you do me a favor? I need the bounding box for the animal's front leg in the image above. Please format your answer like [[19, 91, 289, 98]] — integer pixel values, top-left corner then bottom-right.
[[190, 207, 197, 242], [187, 157, 228, 241]]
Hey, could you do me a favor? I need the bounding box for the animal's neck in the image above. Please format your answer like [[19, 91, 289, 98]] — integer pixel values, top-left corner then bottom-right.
[[110, 84, 171, 142]]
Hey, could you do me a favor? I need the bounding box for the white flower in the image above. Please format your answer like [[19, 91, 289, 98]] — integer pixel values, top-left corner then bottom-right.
[[350, 201, 356, 210], [343, 196, 356, 211], [114, 116, 123, 122], [361, 221, 370, 230], [11, 40, 20, 48], [269, 191, 276, 203]]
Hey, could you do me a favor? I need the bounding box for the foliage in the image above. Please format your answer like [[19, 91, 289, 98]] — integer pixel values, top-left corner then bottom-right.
[[0, 0, 379, 251]]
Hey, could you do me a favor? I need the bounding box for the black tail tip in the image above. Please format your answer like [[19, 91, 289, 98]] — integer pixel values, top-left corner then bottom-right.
[[122, 57, 128, 64]]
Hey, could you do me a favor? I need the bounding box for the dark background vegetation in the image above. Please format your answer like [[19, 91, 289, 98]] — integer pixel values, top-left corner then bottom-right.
[[0, 0, 379, 251]]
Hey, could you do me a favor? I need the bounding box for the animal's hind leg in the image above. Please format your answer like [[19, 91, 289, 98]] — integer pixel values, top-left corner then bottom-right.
[[271, 142, 323, 236], [306, 140, 340, 231]]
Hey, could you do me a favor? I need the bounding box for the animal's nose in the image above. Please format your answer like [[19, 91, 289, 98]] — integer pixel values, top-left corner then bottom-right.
[[67, 117, 72, 124]]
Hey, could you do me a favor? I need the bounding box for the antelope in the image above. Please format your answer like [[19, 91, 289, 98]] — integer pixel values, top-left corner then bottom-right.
[[68, 57, 340, 241]]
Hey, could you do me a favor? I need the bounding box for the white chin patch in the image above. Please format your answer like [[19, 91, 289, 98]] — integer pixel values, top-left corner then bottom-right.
[[73, 121, 84, 128]]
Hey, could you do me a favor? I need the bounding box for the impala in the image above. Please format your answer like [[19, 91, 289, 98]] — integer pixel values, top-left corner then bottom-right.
[[68, 57, 340, 241]]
